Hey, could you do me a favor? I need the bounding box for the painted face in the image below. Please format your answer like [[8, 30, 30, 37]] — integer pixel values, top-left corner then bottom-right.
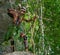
[[20, 7, 26, 15]]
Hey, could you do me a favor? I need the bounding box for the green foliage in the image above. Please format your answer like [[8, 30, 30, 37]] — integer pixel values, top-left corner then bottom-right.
[[3, 0, 60, 55]]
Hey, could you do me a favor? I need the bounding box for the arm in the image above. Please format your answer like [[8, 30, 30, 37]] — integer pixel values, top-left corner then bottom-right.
[[23, 16, 37, 22]]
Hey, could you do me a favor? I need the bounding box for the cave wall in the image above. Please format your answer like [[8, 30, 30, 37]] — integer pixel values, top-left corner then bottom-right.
[[0, 0, 15, 43]]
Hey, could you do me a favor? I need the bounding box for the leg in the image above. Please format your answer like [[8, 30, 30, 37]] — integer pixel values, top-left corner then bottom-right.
[[20, 33, 28, 51], [10, 38, 14, 52]]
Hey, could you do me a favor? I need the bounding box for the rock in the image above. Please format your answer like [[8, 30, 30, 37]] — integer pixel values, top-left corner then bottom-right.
[[5, 51, 33, 55], [0, 51, 3, 55]]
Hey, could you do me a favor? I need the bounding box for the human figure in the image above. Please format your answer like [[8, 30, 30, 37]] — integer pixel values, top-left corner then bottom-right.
[[7, 7, 37, 51]]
